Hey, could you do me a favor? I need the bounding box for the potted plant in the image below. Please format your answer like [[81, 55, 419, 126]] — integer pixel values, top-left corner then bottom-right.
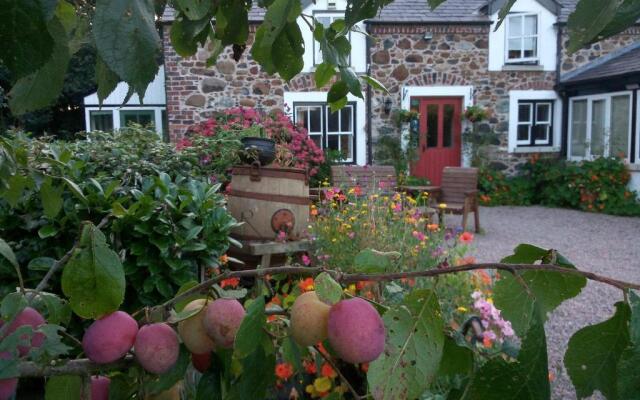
[[240, 127, 276, 166]]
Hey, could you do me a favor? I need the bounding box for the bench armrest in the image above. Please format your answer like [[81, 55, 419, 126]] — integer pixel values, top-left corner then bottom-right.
[[464, 190, 478, 197]]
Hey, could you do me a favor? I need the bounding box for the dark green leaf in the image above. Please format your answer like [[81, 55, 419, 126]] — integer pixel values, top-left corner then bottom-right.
[[340, 67, 363, 98], [327, 81, 349, 104], [272, 21, 304, 81], [465, 307, 549, 399], [361, 75, 389, 93], [2, 174, 28, 207], [566, 0, 621, 53], [345, 0, 382, 28], [28, 257, 56, 272], [8, 16, 71, 115], [314, 272, 342, 305], [170, 14, 211, 57], [62, 178, 87, 205], [40, 178, 63, 219], [174, 0, 213, 20], [600, 0, 640, 39], [31, 292, 71, 326], [96, 55, 120, 105], [196, 367, 222, 400], [174, 280, 202, 311], [234, 296, 265, 359], [215, 0, 249, 45], [38, 225, 59, 239], [565, 302, 631, 400], [314, 63, 335, 88], [495, 0, 517, 30], [206, 37, 225, 67], [45, 375, 82, 400], [230, 343, 276, 400], [0, 0, 54, 79], [0, 237, 18, 269], [437, 336, 473, 379], [353, 249, 395, 273], [94, 0, 161, 97], [368, 289, 444, 400], [1, 292, 27, 319], [61, 224, 126, 319]]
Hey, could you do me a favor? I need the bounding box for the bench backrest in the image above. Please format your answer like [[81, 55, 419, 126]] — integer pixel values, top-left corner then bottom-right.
[[441, 167, 478, 204], [330, 165, 397, 194]]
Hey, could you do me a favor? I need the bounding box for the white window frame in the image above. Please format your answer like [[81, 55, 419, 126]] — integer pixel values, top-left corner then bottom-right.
[[505, 13, 539, 64], [568, 91, 633, 162], [292, 103, 356, 163], [516, 101, 553, 146], [84, 106, 165, 137], [516, 103, 533, 145], [534, 103, 552, 145], [313, 12, 349, 66], [295, 105, 324, 149]]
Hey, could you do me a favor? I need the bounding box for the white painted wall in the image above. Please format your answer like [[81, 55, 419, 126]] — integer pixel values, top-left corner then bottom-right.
[[299, 0, 367, 74], [284, 91, 367, 165], [84, 66, 166, 106], [488, 0, 557, 71], [508, 90, 562, 153]]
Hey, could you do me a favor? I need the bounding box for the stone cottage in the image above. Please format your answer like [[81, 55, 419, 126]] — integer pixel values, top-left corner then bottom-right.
[[160, 0, 640, 188]]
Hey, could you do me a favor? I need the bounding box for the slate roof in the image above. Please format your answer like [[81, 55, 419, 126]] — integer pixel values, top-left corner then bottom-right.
[[561, 41, 640, 84]]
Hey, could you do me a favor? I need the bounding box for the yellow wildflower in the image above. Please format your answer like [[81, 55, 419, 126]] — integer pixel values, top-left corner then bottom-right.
[[314, 377, 332, 393], [457, 306, 468, 312], [439, 203, 447, 209]]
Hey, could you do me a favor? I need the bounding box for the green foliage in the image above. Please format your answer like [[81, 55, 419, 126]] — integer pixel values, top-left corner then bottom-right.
[[479, 157, 640, 216], [314, 272, 342, 305], [565, 302, 631, 399], [368, 289, 444, 400], [45, 375, 82, 400]]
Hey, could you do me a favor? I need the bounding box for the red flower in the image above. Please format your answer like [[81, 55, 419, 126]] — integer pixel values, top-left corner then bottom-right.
[[275, 363, 294, 380], [299, 278, 314, 292], [458, 232, 474, 244], [321, 363, 337, 378], [220, 277, 240, 289], [303, 359, 317, 374]]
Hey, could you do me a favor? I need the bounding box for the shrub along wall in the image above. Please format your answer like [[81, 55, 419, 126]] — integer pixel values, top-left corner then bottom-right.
[[479, 157, 640, 216]]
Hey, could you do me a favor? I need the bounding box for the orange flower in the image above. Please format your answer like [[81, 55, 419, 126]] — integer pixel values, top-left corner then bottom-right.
[[321, 363, 337, 378], [456, 256, 476, 266], [303, 360, 317, 374], [299, 278, 315, 292], [360, 362, 369, 373], [482, 335, 493, 348], [356, 280, 373, 290], [275, 362, 294, 380], [458, 232, 474, 244], [400, 277, 416, 287], [219, 254, 229, 264], [476, 269, 492, 286], [427, 223, 439, 232], [220, 277, 240, 289], [548, 372, 555, 382]]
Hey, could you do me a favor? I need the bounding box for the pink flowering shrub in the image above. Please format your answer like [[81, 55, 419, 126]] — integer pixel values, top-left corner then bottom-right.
[[471, 290, 515, 347], [182, 107, 324, 178]]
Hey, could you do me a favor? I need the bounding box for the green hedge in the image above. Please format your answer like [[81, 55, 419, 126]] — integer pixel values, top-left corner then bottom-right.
[[479, 157, 640, 216]]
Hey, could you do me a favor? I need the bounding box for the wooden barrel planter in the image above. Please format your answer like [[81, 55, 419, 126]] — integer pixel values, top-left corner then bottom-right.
[[227, 165, 310, 241]]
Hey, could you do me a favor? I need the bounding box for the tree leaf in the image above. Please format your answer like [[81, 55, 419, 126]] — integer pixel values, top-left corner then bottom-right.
[[314, 272, 342, 305], [170, 14, 211, 57], [437, 336, 473, 379], [94, 0, 161, 98], [0, 0, 54, 79], [0, 292, 27, 320], [361, 75, 389, 94], [565, 302, 631, 400], [345, 0, 383, 28], [368, 289, 444, 400], [38, 225, 59, 239], [340, 67, 363, 98], [566, 0, 622, 53], [8, 16, 70, 115], [28, 257, 56, 272], [40, 178, 64, 219], [353, 249, 394, 273], [234, 296, 265, 359], [61, 224, 126, 319], [96, 55, 120, 105], [494, 0, 517, 30], [62, 178, 87, 205], [327, 81, 349, 104], [272, 21, 304, 81], [599, 0, 640, 39], [0, 237, 18, 269], [314, 63, 335, 88], [465, 306, 550, 399], [215, 0, 249, 45], [45, 375, 82, 400], [174, 0, 213, 20], [494, 244, 586, 336], [196, 366, 222, 400], [617, 291, 640, 398]]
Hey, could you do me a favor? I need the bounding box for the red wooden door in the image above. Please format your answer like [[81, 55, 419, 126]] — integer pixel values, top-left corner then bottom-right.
[[411, 97, 462, 186]]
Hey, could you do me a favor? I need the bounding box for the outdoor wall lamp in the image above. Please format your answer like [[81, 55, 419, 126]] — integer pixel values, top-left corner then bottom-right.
[[423, 32, 433, 41], [383, 97, 393, 115]]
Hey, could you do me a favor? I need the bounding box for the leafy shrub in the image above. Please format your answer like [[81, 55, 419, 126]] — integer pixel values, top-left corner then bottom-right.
[[479, 156, 640, 216], [0, 132, 238, 307]]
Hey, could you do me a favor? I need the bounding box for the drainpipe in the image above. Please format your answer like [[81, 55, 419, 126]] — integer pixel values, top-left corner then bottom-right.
[[365, 21, 373, 166], [556, 23, 565, 156]]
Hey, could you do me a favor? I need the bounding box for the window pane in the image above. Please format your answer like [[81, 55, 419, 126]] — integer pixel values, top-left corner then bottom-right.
[[523, 37, 537, 58], [327, 109, 339, 132], [309, 107, 322, 133], [340, 106, 352, 132], [518, 103, 531, 122], [90, 111, 113, 131], [590, 99, 606, 157], [517, 125, 530, 141], [533, 124, 549, 142], [508, 39, 521, 59], [120, 110, 154, 128], [442, 104, 454, 148], [327, 134, 339, 151], [509, 15, 522, 37], [426, 104, 438, 148], [316, 16, 332, 27], [296, 107, 308, 129], [310, 134, 322, 149], [536, 103, 550, 123], [524, 15, 537, 35], [340, 134, 352, 160], [610, 95, 630, 158], [571, 100, 588, 157]]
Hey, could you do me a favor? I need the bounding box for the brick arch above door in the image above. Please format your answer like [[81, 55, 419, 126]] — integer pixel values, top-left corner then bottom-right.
[[405, 73, 472, 88]]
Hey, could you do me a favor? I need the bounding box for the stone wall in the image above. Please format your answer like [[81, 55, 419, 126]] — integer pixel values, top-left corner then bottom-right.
[[368, 24, 556, 173], [163, 26, 321, 142]]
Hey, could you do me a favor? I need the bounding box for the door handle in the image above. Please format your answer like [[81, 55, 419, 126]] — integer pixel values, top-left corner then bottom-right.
[[422, 144, 426, 152]]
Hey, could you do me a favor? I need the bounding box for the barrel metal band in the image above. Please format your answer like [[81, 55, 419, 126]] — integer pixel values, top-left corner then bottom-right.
[[228, 189, 311, 205]]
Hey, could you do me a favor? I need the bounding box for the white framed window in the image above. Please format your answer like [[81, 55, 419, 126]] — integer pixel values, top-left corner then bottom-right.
[[516, 101, 553, 146], [506, 13, 538, 63], [84, 107, 165, 136], [568, 91, 633, 161], [89, 110, 114, 131], [313, 12, 349, 66], [293, 103, 355, 162]]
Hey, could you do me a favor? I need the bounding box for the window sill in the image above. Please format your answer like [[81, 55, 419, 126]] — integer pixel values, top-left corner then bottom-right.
[[502, 64, 544, 72], [627, 163, 640, 172], [513, 146, 560, 153]]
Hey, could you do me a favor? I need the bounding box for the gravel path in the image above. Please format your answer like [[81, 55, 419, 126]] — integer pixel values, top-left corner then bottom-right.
[[445, 206, 640, 400]]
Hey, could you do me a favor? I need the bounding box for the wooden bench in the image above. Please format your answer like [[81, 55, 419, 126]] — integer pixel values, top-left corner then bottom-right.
[[330, 165, 397, 194]]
